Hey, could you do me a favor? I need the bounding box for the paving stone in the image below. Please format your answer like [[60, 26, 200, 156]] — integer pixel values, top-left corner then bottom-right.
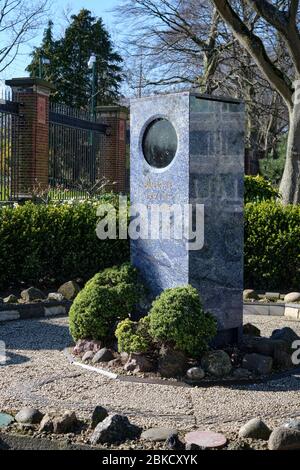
[[185, 430, 227, 449]]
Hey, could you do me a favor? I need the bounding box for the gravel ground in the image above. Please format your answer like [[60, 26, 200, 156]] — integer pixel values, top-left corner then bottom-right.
[[0, 314, 300, 436]]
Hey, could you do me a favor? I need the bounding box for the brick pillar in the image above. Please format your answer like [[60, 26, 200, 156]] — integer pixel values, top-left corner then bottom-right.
[[5, 77, 55, 197], [97, 105, 128, 193]]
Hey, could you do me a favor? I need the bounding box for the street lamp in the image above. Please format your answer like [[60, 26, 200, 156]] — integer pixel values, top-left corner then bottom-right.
[[39, 57, 50, 79], [88, 53, 97, 120]]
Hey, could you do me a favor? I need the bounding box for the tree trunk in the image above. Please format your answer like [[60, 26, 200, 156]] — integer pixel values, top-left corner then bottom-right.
[[279, 104, 300, 204]]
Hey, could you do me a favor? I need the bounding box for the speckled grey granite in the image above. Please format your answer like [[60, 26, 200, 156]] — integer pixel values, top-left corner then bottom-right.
[[130, 92, 244, 345]]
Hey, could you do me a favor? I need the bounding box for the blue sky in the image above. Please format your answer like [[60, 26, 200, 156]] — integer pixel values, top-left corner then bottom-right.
[[1, 0, 121, 80]]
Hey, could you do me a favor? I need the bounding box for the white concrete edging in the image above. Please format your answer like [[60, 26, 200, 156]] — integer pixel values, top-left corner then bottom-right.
[[244, 302, 300, 320]]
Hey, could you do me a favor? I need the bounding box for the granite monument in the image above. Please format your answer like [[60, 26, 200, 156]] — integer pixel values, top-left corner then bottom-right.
[[130, 91, 244, 345]]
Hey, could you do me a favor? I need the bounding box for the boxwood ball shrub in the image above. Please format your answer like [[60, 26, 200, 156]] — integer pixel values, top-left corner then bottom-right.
[[149, 285, 217, 357], [244, 175, 280, 203], [115, 316, 151, 354], [0, 200, 129, 289], [69, 263, 142, 342], [245, 201, 300, 291]]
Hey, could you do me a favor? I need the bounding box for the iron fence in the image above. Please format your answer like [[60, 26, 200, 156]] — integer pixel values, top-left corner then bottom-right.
[[0, 89, 21, 201], [49, 103, 109, 199]]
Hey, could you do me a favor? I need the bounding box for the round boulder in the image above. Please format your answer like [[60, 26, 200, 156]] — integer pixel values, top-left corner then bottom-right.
[[243, 323, 260, 337], [186, 367, 205, 381], [282, 418, 300, 432], [21, 287, 46, 302], [201, 350, 232, 377], [158, 346, 187, 378], [271, 327, 299, 348], [141, 427, 178, 442], [284, 292, 300, 303], [268, 427, 300, 450], [15, 407, 43, 424], [243, 289, 259, 301], [58, 280, 81, 300], [238, 418, 271, 440]]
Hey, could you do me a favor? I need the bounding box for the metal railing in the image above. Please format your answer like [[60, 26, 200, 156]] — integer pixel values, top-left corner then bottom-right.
[[0, 89, 21, 201], [49, 102, 109, 199]]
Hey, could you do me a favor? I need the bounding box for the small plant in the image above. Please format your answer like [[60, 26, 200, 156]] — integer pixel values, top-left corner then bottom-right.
[[115, 316, 151, 354], [69, 263, 141, 342], [148, 285, 217, 357]]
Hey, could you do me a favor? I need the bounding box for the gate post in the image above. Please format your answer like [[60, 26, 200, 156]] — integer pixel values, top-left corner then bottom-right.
[[5, 77, 55, 198], [97, 105, 128, 193]]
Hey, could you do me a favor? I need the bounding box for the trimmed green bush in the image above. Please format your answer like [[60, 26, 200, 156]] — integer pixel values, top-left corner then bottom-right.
[[148, 286, 217, 357], [115, 317, 152, 354], [245, 201, 300, 290], [69, 263, 140, 342], [0, 201, 129, 289], [244, 175, 280, 203]]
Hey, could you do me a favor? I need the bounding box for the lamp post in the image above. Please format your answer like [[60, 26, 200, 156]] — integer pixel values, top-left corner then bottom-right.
[[38, 57, 50, 79], [88, 53, 97, 121]]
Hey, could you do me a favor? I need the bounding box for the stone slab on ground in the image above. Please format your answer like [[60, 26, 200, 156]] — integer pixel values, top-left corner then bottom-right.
[[185, 430, 227, 449]]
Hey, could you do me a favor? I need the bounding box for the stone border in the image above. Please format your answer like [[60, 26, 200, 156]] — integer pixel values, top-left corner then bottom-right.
[[243, 302, 300, 320], [0, 301, 71, 322]]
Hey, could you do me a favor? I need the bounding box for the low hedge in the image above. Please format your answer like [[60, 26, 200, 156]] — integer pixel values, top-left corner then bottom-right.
[[244, 175, 280, 203], [0, 201, 129, 289], [245, 201, 300, 291]]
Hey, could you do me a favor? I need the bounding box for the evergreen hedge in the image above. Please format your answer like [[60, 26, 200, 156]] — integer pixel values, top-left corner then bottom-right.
[[245, 201, 300, 291], [0, 201, 129, 289]]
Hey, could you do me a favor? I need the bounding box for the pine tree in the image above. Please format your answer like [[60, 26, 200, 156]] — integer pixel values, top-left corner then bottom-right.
[[26, 20, 58, 84], [27, 10, 123, 108]]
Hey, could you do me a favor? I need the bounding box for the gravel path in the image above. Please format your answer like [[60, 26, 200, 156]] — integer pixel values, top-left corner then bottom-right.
[[0, 314, 300, 434]]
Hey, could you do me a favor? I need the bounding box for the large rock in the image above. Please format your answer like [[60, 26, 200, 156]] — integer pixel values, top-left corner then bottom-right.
[[58, 281, 81, 300], [282, 418, 300, 432], [73, 339, 102, 355], [92, 348, 114, 364], [273, 349, 293, 369], [201, 350, 232, 377], [52, 411, 78, 434], [284, 292, 300, 303], [141, 427, 178, 442], [186, 367, 205, 381], [21, 287, 46, 302], [243, 289, 259, 301], [243, 323, 260, 337], [242, 353, 273, 375], [91, 406, 109, 429], [15, 408, 43, 425], [3, 294, 18, 304], [268, 427, 300, 450], [47, 292, 64, 302], [158, 346, 187, 378], [124, 353, 154, 373], [271, 327, 299, 349], [241, 336, 288, 358], [238, 418, 271, 440], [90, 414, 140, 445], [39, 413, 55, 433], [166, 433, 184, 450], [232, 368, 251, 379], [82, 350, 94, 362]]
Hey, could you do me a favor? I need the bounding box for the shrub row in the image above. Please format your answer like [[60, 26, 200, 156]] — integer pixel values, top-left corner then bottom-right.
[[0, 201, 129, 289], [245, 201, 300, 291], [0, 193, 299, 292], [244, 175, 280, 203]]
